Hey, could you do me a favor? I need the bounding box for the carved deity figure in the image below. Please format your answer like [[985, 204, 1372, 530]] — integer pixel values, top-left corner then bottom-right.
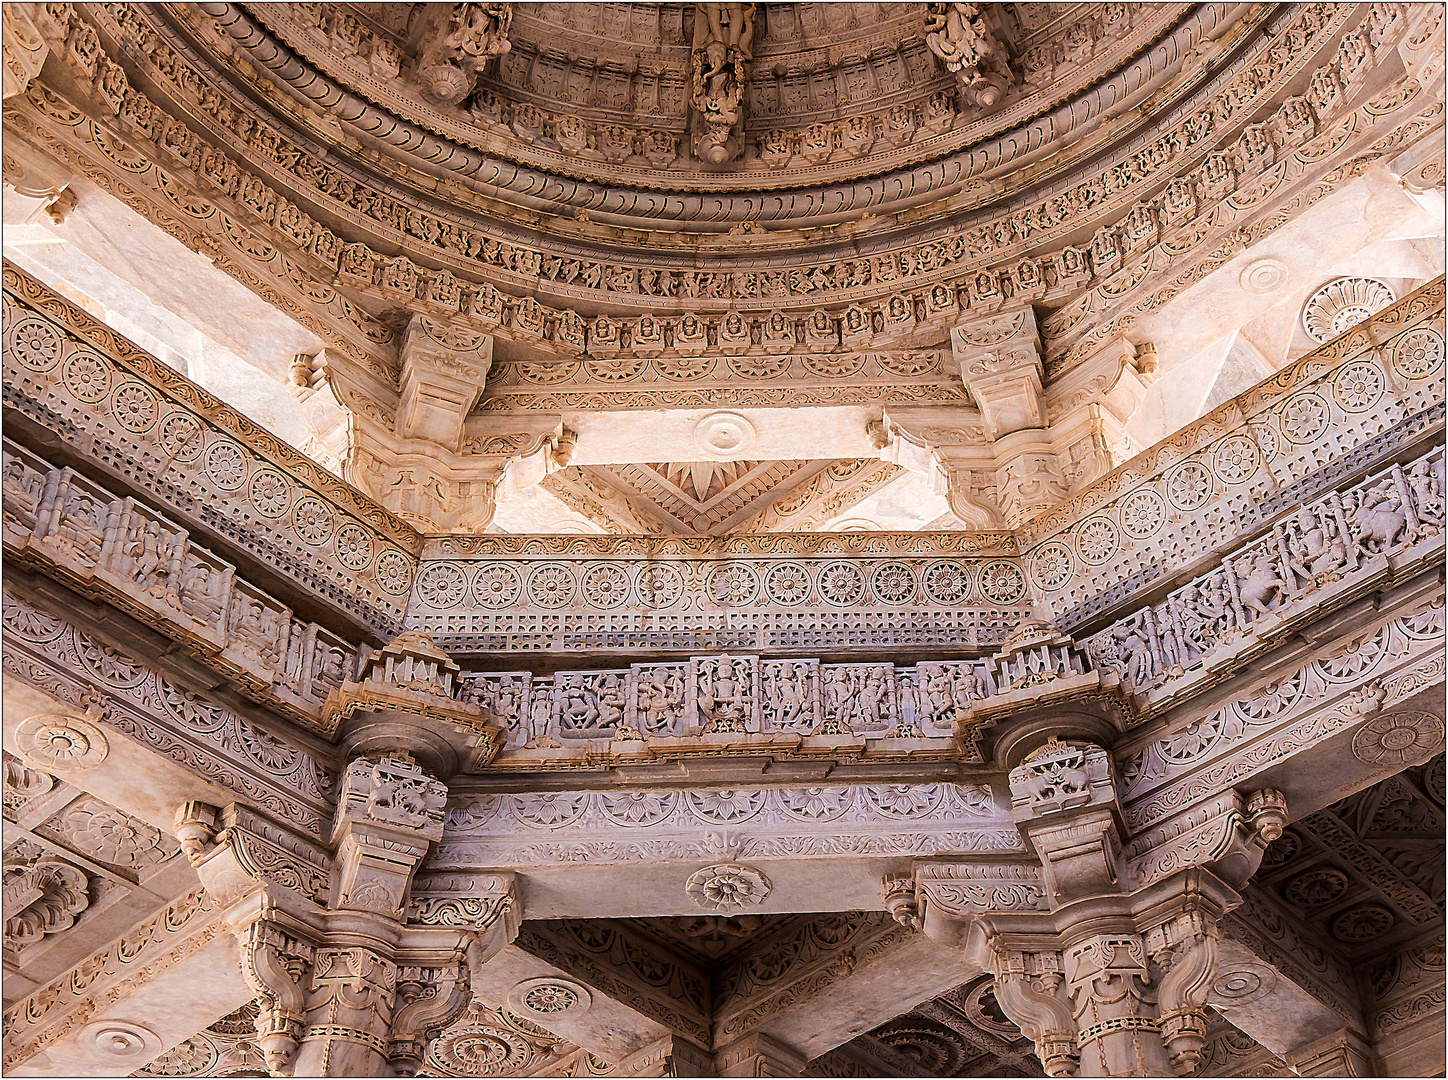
[[638, 666, 685, 735], [558, 673, 601, 734], [1406, 458, 1445, 535], [763, 662, 807, 730], [699, 657, 752, 732], [1235, 551, 1288, 618], [1286, 509, 1349, 584], [410, 3, 513, 107], [690, 3, 756, 165], [178, 557, 228, 624], [51, 491, 107, 566], [924, 3, 1013, 110], [1350, 480, 1408, 553], [2, 458, 44, 529]]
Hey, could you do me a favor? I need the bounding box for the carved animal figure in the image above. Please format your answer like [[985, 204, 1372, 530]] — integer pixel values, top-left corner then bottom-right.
[[1352, 484, 1407, 552], [1236, 552, 1287, 618]]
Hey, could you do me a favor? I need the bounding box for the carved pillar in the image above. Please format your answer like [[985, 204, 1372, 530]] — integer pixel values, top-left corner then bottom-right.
[[180, 752, 520, 1078], [914, 740, 1287, 1078]]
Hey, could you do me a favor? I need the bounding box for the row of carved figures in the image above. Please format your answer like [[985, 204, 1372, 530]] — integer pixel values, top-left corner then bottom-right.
[[1087, 447, 1445, 694], [1, 443, 355, 709], [455, 644, 1086, 748]]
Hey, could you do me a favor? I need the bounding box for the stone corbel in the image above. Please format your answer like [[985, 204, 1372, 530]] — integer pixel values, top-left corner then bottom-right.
[[175, 800, 331, 911], [1125, 788, 1288, 891], [406, 3, 513, 107], [714, 1031, 808, 1077], [387, 957, 473, 1076], [877, 408, 1003, 528], [323, 630, 505, 770], [1148, 908, 1220, 1074], [990, 948, 1079, 1077], [952, 306, 1046, 441], [237, 904, 319, 1076], [396, 315, 492, 451], [409, 871, 524, 991], [1008, 739, 1130, 906]]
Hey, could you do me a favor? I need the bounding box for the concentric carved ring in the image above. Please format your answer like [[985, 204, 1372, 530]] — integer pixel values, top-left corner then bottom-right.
[[14, 713, 109, 772]]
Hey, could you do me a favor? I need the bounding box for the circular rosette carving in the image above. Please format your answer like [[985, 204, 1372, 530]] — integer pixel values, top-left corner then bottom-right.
[[511, 791, 589, 828], [79, 642, 147, 688], [1239, 258, 1288, 295], [1030, 543, 1074, 591], [416, 563, 469, 608], [708, 563, 760, 607], [79, 1021, 161, 1063], [1158, 714, 1226, 765], [685, 862, 771, 913], [1393, 327, 1444, 379], [599, 790, 678, 826], [527, 563, 577, 608], [922, 559, 972, 604], [872, 1019, 969, 1075], [777, 785, 852, 821], [157, 413, 205, 461], [1279, 392, 1331, 444], [204, 441, 248, 490], [248, 468, 292, 518], [865, 784, 942, 818], [333, 524, 373, 571], [473, 563, 522, 608], [1332, 903, 1394, 942], [1351, 711, 1444, 767], [1283, 867, 1349, 907], [635, 563, 685, 608], [1210, 963, 1278, 1005], [513, 978, 589, 1017], [816, 561, 865, 606], [15, 713, 109, 772], [62, 350, 111, 403], [1301, 277, 1396, 343], [141, 1037, 218, 1076], [764, 562, 812, 605], [291, 498, 334, 545], [694, 411, 756, 458], [870, 562, 917, 605], [977, 561, 1026, 604], [584, 356, 647, 381], [688, 788, 766, 824], [580, 563, 632, 609], [1213, 436, 1259, 485], [429, 1023, 534, 1075], [1332, 361, 1385, 413], [1119, 488, 1166, 539], [375, 550, 413, 595], [1075, 517, 1120, 565], [111, 382, 158, 434], [9, 317, 63, 371], [1166, 460, 1213, 510]]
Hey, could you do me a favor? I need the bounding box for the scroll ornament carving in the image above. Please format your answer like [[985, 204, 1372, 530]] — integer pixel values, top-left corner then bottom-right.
[[238, 915, 315, 1075], [1148, 910, 1220, 1074], [388, 960, 472, 1076], [990, 949, 1078, 1077], [2, 856, 89, 946]]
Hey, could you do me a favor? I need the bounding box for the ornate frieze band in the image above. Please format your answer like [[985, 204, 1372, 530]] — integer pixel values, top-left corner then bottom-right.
[[435, 782, 1020, 868], [2, 263, 419, 636]]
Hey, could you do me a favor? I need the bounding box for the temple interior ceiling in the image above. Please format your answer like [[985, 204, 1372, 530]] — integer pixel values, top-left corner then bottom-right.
[[0, 1, 1445, 1077]]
